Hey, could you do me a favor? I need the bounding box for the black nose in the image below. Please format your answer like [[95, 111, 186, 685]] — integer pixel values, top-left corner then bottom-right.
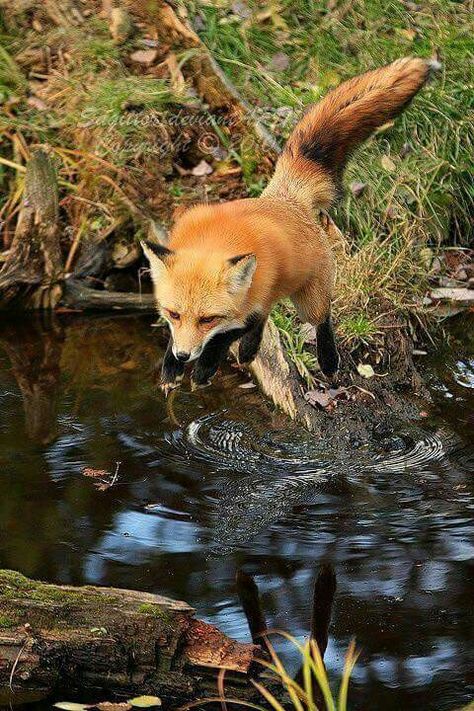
[[176, 351, 190, 363]]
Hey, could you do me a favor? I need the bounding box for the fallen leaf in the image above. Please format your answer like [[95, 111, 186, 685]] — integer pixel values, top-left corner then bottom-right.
[[54, 704, 91, 711], [128, 697, 162, 708], [304, 390, 332, 409], [266, 51, 290, 72], [239, 381, 256, 389], [96, 703, 132, 711], [120, 359, 138, 371], [130, 49, 158, 64], [27, 96, 48, 111], [350, 181, 366, 198], [231, 0, 252, 18], [83, 468, 110, 478], [191, 159, 213, 176], [357, 363, 375, 379], [381, 155, 396, 172]]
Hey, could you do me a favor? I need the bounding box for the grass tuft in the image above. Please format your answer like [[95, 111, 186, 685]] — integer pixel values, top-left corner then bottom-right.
[[180, 633, 359, 711]]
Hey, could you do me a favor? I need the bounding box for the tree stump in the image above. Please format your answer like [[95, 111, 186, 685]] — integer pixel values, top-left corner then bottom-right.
[[0, 150, 63, 309]]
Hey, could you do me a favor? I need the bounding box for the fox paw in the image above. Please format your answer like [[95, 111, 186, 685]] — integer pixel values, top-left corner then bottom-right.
[[160, 375, 183, 397], [191, 378, 212, 391], [192, 363, 218, 389]]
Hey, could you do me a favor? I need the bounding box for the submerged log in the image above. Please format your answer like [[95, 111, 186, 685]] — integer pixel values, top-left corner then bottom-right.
[[0, 570, 260, 703]]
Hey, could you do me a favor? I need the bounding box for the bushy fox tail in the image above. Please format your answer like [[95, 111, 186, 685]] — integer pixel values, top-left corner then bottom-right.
[[264, 57, 440, 210]]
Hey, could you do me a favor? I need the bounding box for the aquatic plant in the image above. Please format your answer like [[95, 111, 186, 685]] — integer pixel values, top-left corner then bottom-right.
[[181, 634, 359, 711]]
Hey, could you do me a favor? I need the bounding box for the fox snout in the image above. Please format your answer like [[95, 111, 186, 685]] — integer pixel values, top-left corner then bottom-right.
[[171, 341, 203, 363]]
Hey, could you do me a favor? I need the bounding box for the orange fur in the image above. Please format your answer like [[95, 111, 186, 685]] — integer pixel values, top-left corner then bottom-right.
[[144, 58, 437, 363]]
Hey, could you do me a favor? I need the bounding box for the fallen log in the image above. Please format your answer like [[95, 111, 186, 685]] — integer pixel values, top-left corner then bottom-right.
[[63, 278, 155, 311], [0, 570, 261, 705]]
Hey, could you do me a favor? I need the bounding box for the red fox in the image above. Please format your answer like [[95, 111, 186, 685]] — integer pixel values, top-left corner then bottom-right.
[[142, 57, 439, 392]]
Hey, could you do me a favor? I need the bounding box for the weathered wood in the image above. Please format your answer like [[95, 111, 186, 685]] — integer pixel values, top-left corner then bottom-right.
[[430, 287, 474, 305], [0, 150, 63, 308], [63, 278, 155, 311], [239, 320, 320, 432], [0, 570, 260, 702]]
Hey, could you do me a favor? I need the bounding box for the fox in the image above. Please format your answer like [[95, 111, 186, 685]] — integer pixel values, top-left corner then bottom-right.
[[142, 57, 439, 393]]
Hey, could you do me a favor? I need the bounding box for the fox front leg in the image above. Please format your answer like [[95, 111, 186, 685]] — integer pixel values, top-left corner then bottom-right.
[[161, 339, 185, 395], [238, 316, 266, 364], [192, 329, 242, 388]]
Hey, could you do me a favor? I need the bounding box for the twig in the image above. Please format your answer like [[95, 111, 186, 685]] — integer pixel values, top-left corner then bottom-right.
[[9, 639, 28, 690], [110, 461, 121, 487]]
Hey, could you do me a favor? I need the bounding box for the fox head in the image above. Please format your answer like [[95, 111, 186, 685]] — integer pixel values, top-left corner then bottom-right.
[[142, 241, 257, 362]]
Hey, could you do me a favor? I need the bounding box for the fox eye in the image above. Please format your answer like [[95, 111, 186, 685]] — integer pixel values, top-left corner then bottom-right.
[[167, 310, 180, 321], [199, 315, 219, 325]]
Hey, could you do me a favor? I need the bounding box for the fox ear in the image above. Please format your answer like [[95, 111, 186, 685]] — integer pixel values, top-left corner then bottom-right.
[[226, 253, 257, 294], [141, 240, 173, 281], [141, 240, 173, 263]]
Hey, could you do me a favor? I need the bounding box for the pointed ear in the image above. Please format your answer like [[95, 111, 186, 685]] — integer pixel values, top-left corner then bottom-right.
[[226, 253, 257, 294], [141, 240, 173, 263], [141, 240, 173, 281]]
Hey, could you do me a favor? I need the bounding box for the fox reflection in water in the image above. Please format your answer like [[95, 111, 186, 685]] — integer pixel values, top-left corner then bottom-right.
[[236, 563, 337, 708]]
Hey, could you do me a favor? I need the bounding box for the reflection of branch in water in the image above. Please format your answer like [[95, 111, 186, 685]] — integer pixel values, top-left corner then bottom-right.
[[166, 387, 183, 428], [0, 317, 64, 445], [236, 564, 337, 707]]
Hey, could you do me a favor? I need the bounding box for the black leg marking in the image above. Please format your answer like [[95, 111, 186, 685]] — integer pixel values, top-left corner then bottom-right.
[[161, 339, 185, 387], [192, 329, 241, 387], [317, 315, 339, 377], [238, 317, 266, 364]]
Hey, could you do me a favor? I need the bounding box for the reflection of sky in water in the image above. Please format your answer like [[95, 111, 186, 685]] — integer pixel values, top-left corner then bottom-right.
[[0, 315, 473, 711], [454, 359, 474, 388]]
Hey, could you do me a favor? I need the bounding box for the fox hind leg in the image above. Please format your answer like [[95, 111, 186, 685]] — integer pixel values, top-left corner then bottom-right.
[[315, 314, 339, 377], [291, 278, 339, 378]]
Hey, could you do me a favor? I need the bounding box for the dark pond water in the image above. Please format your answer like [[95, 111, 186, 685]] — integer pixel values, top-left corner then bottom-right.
[[0, 313, 472, 711]]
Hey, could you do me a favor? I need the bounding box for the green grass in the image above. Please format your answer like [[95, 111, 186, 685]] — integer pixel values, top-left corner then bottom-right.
[[191, 0, 473, 361], [0, 45, 27, 101], [339, 313, 378, 345], [183, 634, 359, 711], [272, 304, 319, 385]]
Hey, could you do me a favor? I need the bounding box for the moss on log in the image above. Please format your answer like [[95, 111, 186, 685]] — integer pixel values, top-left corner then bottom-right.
[[0, 570, 260, 703]]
